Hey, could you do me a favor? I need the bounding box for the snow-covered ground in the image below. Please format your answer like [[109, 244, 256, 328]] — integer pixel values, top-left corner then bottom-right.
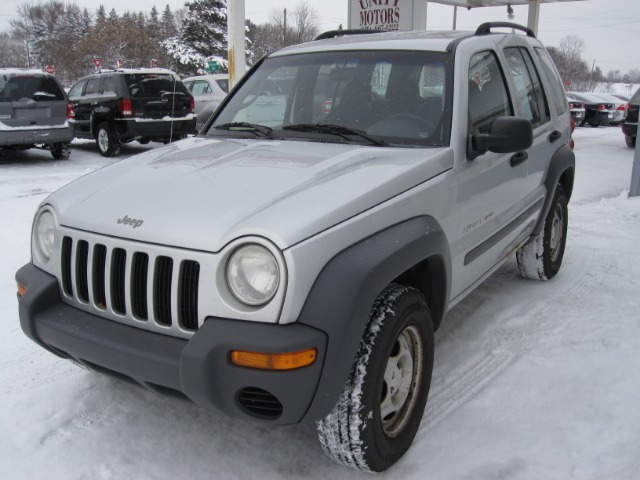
[[1, 127, 638, 479]]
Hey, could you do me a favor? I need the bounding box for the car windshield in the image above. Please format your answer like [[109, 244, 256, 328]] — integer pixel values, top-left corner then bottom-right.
[[208, 50, 451, 147], [0, 74, 64, 102]]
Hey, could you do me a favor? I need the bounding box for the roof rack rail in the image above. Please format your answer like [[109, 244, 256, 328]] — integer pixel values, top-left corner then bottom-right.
[[315, 29, 381, 41], [475, 22, 535, 38]]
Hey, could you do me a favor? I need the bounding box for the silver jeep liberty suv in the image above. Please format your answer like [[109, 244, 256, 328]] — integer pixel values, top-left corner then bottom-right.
[[17, 23, 574, 472]]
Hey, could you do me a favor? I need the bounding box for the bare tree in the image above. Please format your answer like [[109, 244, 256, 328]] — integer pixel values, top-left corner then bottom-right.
[[547, 35, 591, 91], [252, 0, 320, 59], [0, 32, 27, 67]]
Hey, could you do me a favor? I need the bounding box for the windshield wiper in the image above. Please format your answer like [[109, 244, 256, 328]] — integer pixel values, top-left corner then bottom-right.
[[215, 122, 275, 139], [282, 123, 385, 146]]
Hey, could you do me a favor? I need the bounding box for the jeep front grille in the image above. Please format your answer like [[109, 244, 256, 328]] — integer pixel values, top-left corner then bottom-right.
[[60, 234, 200, 335]]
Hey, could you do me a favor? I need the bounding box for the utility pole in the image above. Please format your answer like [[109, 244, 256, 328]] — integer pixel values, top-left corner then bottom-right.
[[227, 0, 246, 89], [630, 133, 640, 197], [283, 8, 287, 44]]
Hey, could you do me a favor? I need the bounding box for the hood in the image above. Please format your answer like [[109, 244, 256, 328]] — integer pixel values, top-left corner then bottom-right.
[[47, 136, 452, 252]]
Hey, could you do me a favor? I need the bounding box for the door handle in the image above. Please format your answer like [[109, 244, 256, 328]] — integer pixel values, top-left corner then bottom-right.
[[549, 130, 561, 143], [510, 151, 528, 167]]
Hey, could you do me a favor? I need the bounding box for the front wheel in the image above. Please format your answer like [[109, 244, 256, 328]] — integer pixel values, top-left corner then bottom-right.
[[317, 284, 434, 472], [50, 141, 71, 160], [95, 123, 120, 157], [517, 184, 568, 280]]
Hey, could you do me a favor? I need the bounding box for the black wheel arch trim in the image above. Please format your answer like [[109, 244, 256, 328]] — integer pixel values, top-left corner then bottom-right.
[[533, 144, 575, 236], [297, 216, 451, 423]]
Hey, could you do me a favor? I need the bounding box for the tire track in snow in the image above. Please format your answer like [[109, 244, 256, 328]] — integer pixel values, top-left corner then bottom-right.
[[418, 224, 607, 433]]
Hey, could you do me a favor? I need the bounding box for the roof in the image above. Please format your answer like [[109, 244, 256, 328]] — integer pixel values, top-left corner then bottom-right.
[[0, 68, 53, 77], [271, 29, 472, 57], [271, 23, 540, 58]]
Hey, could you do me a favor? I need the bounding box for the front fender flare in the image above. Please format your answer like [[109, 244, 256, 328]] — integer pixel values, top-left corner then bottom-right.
[[297, 216, 451, 423]]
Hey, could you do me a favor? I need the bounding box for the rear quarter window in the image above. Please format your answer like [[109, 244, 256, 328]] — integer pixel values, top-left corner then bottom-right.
[[534, 47, 568, 115], [216, 79, 229, 93]]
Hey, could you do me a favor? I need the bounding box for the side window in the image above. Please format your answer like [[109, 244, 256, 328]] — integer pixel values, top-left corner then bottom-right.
[[216, 79, 229, 93], [68, 81, 85, 99], [102, 77, 116, 95], [84, 78, 101, 95], [504, 47, 550, 127], [534, 47, 568, 115], [191, 81, 211, 94], [468, 51, 512, 134]]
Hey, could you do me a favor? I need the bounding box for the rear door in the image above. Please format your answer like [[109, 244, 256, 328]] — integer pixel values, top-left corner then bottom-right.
[[186, 79, 214, 114], [0, 72, 67, 131], [124, 73, 193, 119], [68, 79, 90, 135]]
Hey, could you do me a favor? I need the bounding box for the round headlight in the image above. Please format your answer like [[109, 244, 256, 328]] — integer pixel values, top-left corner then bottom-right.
[[227, 244, 280, 306], [34, 209, 55, 263]]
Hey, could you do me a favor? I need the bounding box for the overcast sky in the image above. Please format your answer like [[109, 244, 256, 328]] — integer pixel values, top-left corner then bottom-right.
[[0, 0, 638, 75]]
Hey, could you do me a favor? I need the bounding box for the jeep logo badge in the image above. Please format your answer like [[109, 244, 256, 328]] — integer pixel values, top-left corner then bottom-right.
[[117, 215, 144, 228]]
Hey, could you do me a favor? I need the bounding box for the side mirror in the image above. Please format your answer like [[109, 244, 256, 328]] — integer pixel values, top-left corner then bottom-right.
[[468, 116, 533, 160]]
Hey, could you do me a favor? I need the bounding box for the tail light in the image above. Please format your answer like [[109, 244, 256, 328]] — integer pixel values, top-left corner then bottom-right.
[[617, 104, 625, 111], [570, 118, 575, 133], [190, 98, 195, 113], [597, 104, 606, 111], [568, 102, 574, 109], [117, 99, 133, 116], [66, 102, 74, 119]]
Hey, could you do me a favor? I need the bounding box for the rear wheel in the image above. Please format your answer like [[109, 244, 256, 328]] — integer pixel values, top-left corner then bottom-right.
[[96, 123, 120, 157], [317, 284, 434, 472], [625, 134, 636, 148], [50, 141, 71, 160], [517, 184, 568, 280]]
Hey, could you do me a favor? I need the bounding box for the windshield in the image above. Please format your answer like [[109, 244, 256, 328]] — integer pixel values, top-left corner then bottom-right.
[[208, 50, 451, 147]]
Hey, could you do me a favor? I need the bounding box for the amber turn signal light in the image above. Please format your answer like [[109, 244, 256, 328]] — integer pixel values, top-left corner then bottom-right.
[[231, 348, 317, 371], [17, 283, 26, 297]]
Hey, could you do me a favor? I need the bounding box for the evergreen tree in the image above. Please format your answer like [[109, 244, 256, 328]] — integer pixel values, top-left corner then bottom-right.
[[160, 4, 177, 39], [162, 0, 227, 76]]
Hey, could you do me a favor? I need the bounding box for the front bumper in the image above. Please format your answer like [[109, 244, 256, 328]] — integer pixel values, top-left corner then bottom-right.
[[16, 263, 327, 425]]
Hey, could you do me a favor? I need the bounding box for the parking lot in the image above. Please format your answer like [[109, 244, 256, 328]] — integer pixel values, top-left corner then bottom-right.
[[1, 125, 638, 480]]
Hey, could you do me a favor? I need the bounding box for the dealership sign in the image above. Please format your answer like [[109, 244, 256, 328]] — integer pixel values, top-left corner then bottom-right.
[[348, 0, 426, 31]]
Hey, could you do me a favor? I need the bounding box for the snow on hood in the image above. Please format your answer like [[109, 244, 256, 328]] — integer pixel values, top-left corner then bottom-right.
[[46, 136, 452, 252]]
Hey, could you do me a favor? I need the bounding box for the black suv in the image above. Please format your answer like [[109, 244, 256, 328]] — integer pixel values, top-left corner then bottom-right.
[[0, 68, 73, 160], [621, 87, 639, 148], [68, 68, 196, 157]]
